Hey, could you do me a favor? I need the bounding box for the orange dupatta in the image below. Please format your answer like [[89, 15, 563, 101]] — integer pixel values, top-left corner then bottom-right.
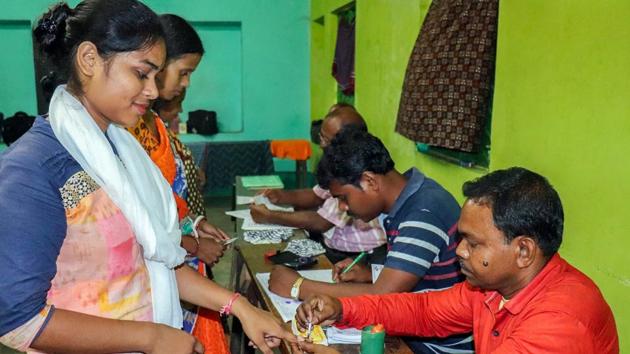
[[128, 114, 189, 220]]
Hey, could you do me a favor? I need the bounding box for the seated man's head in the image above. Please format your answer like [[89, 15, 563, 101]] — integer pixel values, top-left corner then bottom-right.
[[317, 128, 394, 222], [318, 103, 367, 148], [456, 167, 564, 294]]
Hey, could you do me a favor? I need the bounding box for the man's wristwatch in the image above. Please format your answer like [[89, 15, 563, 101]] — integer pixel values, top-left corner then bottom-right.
[[290, 277, 305, 300]]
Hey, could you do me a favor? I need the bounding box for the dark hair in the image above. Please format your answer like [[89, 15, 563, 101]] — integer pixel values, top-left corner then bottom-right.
[[310, 119, 323, 144], [317, 127, 394, 189], [159, 14, 204, 61], [33, 0, 164, 91], [462, 167, 564, 257]]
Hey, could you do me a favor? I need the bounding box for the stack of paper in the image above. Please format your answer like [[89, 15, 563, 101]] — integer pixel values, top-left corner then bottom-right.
[[241, 175, 284, 189]]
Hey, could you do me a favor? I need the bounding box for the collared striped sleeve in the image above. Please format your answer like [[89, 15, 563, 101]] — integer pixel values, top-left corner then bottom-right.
[[385, 211, 450, 278]]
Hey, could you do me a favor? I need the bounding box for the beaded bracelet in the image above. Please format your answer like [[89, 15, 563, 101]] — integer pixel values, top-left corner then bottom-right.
[[219, 292, 241, 316]]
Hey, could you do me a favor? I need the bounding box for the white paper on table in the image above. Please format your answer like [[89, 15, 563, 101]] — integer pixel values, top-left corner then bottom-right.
[[255, 270, 334, 322], [254, 195, 294, 212], [242, 217, 296, 231], [372, 264, 385, 283], [326, 327, 362, 344], [225, 209, 252, 219], [236, 195, 255, 205], [225, 209, 296, 231], [234, 195, 294, 212]]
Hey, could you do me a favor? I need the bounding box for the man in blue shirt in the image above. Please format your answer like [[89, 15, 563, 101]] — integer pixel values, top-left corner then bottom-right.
[[270, 127, 472, 353]]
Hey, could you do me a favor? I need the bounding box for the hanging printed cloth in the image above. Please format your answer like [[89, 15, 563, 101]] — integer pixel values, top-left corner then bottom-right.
[[396, 0, 498, 152], [332, 13, 355, 95]]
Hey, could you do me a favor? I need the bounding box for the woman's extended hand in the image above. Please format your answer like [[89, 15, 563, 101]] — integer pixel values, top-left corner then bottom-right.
[[232, 297, 297, 353], [196, 219, 230, 241]]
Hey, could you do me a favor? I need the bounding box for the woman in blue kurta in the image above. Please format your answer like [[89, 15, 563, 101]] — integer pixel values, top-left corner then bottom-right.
[[0, 1, 292, 353]]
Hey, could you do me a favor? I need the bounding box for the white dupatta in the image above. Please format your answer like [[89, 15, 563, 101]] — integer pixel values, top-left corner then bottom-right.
[[49, 86, 186, 328]]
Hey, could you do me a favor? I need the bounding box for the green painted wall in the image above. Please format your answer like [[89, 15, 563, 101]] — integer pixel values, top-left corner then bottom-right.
[[312, 0, 629, 350], [0, 1, 311, 171], [492, 2, 630, 349]]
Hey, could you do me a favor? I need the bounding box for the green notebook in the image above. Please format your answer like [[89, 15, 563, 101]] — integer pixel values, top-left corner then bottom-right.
[[241, 175, 284, 189]]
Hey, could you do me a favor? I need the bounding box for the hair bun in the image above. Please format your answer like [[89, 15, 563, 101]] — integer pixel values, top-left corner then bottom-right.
[[34, 3, 72, 55]]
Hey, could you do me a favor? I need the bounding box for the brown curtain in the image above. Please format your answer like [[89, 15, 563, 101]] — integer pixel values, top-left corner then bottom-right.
[[396, 0, 498, 152]]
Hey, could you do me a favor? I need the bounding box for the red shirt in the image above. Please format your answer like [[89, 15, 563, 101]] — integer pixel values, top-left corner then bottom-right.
[[338, 254, 618, 353]]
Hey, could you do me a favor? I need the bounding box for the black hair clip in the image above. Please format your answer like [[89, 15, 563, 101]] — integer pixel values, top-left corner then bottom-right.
[[42, 18, 57, 34]]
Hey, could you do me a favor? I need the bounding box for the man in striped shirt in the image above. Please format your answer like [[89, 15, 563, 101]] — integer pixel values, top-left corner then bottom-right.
[[251, 104, 387, 263], [267, 128, 472, 353]]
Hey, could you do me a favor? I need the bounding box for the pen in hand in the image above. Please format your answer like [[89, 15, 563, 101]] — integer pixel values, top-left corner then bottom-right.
[[306, 321, 313, 340], [341, 251, 367, 275]]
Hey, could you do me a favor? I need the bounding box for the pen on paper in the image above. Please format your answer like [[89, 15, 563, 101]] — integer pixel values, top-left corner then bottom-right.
[[341, 251, 367, 275]]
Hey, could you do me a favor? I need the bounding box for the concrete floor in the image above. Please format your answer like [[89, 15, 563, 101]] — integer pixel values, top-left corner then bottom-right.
[[204, 196, 237, 289], [0, 196, 237, 354]]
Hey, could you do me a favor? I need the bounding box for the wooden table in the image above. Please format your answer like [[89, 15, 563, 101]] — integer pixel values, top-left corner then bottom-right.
[[229, 177, 412, 354]]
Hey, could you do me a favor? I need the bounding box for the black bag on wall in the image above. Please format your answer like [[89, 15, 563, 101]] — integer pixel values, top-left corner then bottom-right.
[[187, 110, 218, 135]]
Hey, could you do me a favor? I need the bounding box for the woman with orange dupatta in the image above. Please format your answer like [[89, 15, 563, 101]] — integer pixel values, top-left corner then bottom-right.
[[128, 14, 230, 354]]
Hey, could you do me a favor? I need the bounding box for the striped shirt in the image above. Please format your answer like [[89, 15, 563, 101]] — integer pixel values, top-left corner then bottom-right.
[[382, 168, 473, 354], [313, 185, 386, 253]]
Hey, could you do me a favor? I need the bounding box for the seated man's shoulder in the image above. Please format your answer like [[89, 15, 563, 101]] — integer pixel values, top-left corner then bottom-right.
[[417, 178, 460, 210], [530, 261, 615, 327], [395, 195, 457, 236]]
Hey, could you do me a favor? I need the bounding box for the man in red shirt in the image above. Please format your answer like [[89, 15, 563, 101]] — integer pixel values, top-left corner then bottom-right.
[[295, 167, 619, 354]]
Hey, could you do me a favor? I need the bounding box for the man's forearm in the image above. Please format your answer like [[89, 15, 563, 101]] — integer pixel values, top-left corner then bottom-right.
[[337, 285, 474, 339], [265, 210, 334, 232]]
